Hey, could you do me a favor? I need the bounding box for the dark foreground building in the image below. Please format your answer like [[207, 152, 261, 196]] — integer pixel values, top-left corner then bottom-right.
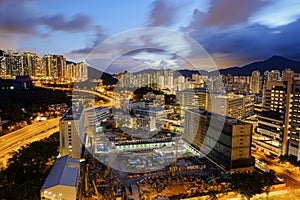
[[184, 108, 255, 172]]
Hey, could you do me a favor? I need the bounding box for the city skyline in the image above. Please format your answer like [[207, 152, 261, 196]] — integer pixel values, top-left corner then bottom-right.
[[2, 1, 300, 199], [0, 0, 300, 73]]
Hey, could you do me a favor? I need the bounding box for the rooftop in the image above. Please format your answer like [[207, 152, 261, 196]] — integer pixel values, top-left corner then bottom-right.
[[86, 106, 109, 113], [41, 155, 80, 190], [186, 108, 246, 125], [60, 106, 84, 121], [177, 88, 208, 93], [135, 106, 171, 112]]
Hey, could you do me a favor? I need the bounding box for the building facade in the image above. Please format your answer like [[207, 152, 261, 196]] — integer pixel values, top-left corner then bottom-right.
[[289, 76, 300, 160], [59, 106, 85, 160], [183, 109, 254, 172], [0, 50, 88, 82], [176, 88, 209, 110], [85, 106, 109, 127], [40, 155, 80, 200], [250, 70, 261, 94], [254, 70, 294, 157]]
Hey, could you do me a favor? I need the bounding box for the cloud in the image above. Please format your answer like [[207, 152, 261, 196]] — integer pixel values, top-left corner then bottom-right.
[[182, 0, 267, 35], [147, 0, 179, 27], [179, 0, 300, 68], [0, 1, 91, 35], [0, 36, 18, 51], [105, 51, 187, 74], [0, 0, 92, 51], [68, 25, 108, 56], [249, 0, 300, 28], [197, 18, 300, 68], [78, 28, 218, 74], [37, 14, 91, 32], [202, 0, 267, 27]]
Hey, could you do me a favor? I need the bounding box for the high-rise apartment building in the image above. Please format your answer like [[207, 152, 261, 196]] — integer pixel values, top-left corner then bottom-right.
[[254, 70, 294, 157], [289, 76, 300, 160], [250, 70, 261, 94], [43, 54, 53, 78], [176, 88, 209, 110], [208, 93, 255, 120], [22, 52, 37, 77], [59, 106, 85, 160], [65, 61, 76, 81], [76, 62, 88, 81], [56, 55, 66, 79], [176, 89, 254, 120], [269, 70, 281, 81], [3, 51, 23, 76], [175, 75, 186, 91], [184, 109, 254, 172], [43, 54, 66, 79], [0, 50, 88, 82]]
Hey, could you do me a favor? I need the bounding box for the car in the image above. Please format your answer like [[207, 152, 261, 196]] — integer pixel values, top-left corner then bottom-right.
[[277, 176, 284, 182]]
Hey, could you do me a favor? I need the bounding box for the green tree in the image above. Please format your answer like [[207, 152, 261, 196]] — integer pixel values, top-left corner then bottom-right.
[[0, 132, 59, 199], [263, 170, 276, 195], [229, 171, 264, 200]]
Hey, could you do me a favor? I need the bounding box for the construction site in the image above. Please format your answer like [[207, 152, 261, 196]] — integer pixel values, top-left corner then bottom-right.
[[77, 135, 229, 200]]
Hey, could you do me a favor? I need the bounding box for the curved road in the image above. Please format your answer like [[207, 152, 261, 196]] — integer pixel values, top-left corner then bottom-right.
[[37, 85, 112, 102], [0, 118, 60, 166]]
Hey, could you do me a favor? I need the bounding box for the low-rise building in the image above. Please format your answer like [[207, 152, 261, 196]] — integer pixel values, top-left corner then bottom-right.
[[40, 155, 80, 200]]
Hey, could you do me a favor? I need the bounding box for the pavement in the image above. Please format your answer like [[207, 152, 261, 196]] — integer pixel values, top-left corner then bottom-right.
[[252, 150, 300, 189]]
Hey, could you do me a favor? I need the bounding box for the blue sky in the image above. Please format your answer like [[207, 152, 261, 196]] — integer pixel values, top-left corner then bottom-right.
[[1, 0, 300, 73]]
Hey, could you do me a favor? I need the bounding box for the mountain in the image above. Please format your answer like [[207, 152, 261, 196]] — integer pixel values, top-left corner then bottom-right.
[[215, 55, 300, 76], [107, 55, 300, 79], [87, 67, 118, 85], [176, 69, 210, 77]]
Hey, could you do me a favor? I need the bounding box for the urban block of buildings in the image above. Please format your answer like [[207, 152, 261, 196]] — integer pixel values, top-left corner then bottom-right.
[[0, 50, 88, 82], [254, 69, 300, 160]]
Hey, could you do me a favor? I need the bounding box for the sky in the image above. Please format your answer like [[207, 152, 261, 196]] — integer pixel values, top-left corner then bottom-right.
[[1, 0, 300, 73]]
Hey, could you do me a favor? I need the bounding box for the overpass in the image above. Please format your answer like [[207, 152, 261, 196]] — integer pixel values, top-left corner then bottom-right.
[[0, 118, 60, 167], [37, 85, 112, 107]]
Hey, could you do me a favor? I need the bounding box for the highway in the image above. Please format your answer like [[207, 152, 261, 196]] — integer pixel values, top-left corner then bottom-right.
[[253, 151, 300, 189], [0, 86, 113, 167], [37, 85, 113, 108], [0, 118, 60, 166], [37, 85, 112, 102]]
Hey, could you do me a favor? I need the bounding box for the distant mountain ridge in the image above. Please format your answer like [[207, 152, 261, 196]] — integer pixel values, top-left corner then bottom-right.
[[87, 67, 118, 85], [177, 55, 300, 77], [1, 48, 298, 83], [89, 55, 300, 84], [216, 55, 300, 76]]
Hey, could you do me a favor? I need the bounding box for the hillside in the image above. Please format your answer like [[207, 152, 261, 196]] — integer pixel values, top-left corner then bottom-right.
[[215, 55, 300, 76]]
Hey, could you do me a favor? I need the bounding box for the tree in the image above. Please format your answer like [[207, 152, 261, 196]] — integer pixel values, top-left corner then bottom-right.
[[229, 171, 264, 200], [0, 132, 59, 199], [262, 170, 276, 195]]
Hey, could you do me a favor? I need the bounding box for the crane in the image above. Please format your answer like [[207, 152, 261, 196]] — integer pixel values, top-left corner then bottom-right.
[[84, 164, 89, 196], [92, 179, 102, 199], [171, 138, 179, 177]]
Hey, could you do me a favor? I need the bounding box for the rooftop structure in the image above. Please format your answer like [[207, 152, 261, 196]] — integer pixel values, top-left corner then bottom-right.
[[60, 106, 84, 121], [85, 106, 109, 127], [40, 155, 80, 200]]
